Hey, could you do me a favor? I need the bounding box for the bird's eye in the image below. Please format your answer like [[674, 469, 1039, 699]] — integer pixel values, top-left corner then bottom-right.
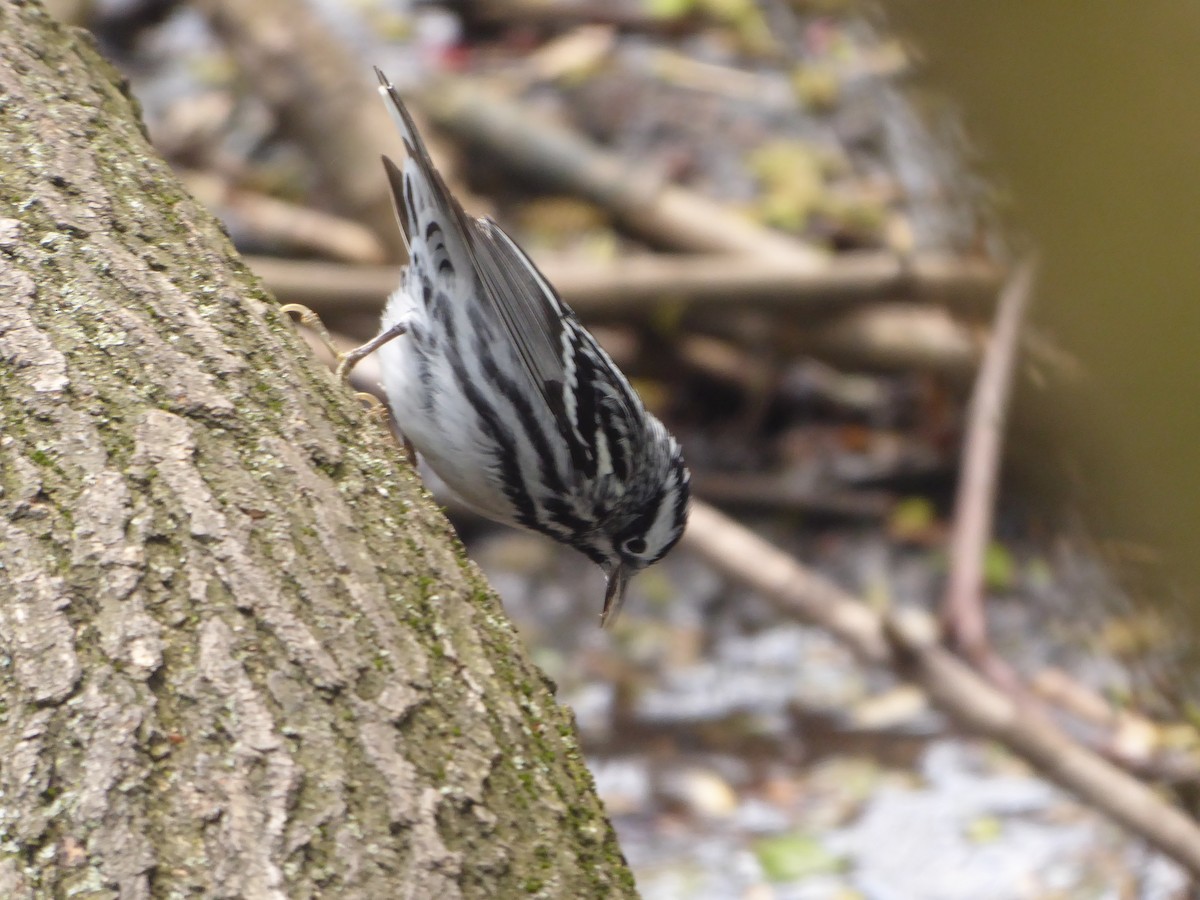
[[623, 537, 647, 555]]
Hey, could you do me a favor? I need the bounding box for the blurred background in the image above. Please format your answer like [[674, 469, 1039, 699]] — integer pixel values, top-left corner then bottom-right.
[[58, 0, 1200, 895]]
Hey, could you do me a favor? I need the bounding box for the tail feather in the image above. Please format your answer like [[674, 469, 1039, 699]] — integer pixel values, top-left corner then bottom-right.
[[372, 67, 581, 450], [374, 67, 433, 170], [380, 155, 411, 253], [373, 68, 474, 250], [375, 69, 477, 296]]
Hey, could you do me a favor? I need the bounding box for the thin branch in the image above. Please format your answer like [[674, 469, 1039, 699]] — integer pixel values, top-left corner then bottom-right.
[[410, 76, 825, 263], [1032, 668, 1200, 784], [181, 171, 388, 264], [780, 302, 978, 376], [682, 500, 1200, 877], [249, 254, 990, 375], [245, 252, 1002, 319], [462, 0, 700, 34], [940, 258, 1036, 676]]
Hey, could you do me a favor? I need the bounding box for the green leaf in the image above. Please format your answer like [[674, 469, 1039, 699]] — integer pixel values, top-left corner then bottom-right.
[[754, 832, 846, 882], [965, 815, 1003, 844], [983, 542, 1015, 591], [646, 0, 698, 19], [888, 496, 936, 542]]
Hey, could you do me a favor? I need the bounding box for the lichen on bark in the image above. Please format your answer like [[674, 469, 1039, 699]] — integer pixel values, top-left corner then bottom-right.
[[0, 2, 636, 897]]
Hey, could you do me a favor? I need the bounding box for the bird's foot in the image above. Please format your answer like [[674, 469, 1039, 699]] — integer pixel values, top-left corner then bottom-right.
[[281, 304, 341, 363], [283, 304, 409, 389], [356, 391, 391, 423]]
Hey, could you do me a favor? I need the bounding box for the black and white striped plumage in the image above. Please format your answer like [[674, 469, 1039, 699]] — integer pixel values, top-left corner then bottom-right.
[[368, 69, 689, 623]]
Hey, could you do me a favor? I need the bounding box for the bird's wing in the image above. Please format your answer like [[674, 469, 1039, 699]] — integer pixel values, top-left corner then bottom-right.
[[374, 68, 577, 445], [474, 217, 648, 473]]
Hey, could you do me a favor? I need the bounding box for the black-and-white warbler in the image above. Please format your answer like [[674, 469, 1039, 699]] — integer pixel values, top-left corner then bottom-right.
[[340, 69, 689, 624]]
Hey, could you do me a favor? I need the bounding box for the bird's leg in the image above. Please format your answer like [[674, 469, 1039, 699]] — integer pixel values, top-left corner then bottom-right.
[[284, 307, 416, 466], [283, 305, 410, 411], [283, 303, 410, 384], [335, 319, 409, 385]]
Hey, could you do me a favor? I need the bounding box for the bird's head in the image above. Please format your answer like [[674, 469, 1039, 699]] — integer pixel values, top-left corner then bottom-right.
[[594, 431, 689, 626]]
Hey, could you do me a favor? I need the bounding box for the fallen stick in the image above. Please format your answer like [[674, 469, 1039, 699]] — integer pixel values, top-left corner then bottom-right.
[[251, 255, 987, 375], [941, 258, 1035, 677], [759, 303, 979, 376], [182, 171, 388, 265], [411, 77, 826, 264], [245, 252, 1002, 319], [1032, 668, 1200, 784], [285, 292, 1186, 865], [682, 500, 1200, 877], [463, 0, 698, 34]]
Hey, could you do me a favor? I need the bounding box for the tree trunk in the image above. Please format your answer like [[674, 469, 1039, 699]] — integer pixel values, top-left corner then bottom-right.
[[0, 3, 635, 897]]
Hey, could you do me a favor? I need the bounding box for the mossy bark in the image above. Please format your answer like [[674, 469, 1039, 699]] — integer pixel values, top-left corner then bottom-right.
[[0, 2, 636, 897]]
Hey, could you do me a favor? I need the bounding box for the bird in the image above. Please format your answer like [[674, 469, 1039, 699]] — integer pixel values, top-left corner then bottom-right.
[[337, 68, 689, 625]]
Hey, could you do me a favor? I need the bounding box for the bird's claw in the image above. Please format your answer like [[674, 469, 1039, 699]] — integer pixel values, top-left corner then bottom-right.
[[281, 304, 342, 363], [283, 303, 381, 389]]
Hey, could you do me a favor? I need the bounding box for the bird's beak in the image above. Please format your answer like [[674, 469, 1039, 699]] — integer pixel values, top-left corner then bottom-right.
[[600, 563, 629, 628]]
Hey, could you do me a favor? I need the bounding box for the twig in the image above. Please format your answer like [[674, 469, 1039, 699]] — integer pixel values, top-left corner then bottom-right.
[[1031, 668, 1200, 785], [245, 253, 1002, 319], [940, 259, 1036, 677], [647, 49, 796, 103], [682, 500, 1200, 877], [676, 333, 773, 389], [410, 76, 826, 263], [249, 254, 989, 375], [763, 303, 980, 376], [182, 171, 388, 264], [462, 0, 700, 35]]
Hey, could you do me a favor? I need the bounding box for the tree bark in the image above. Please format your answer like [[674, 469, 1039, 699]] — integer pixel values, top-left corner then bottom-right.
[[0, 3, 634, 897]]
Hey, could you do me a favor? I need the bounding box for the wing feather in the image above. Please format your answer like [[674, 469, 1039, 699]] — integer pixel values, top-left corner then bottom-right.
[[374, 68, 574, 441]]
